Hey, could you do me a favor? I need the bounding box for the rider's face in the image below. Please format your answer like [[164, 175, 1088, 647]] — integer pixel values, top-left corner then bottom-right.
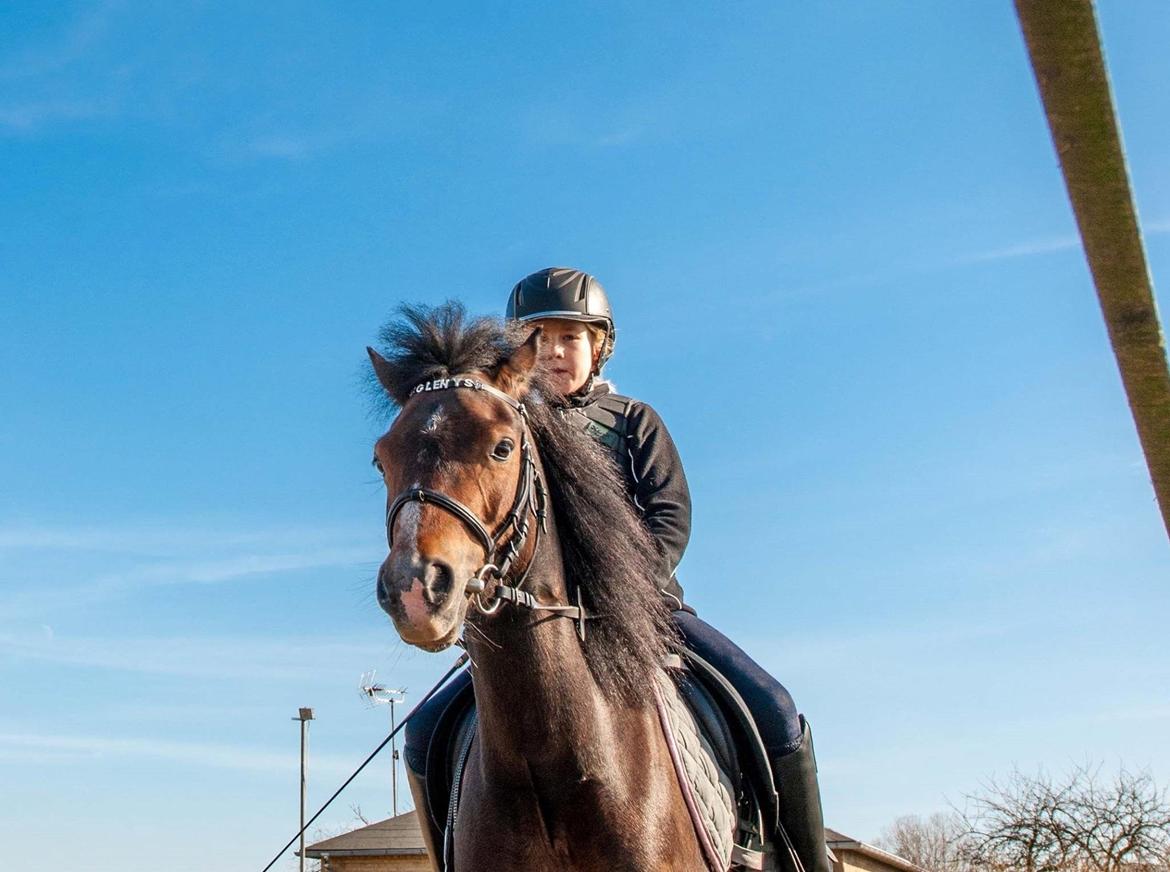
[[533, 318, 596, 395]]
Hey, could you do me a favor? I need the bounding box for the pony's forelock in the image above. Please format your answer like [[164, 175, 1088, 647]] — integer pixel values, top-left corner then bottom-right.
[[367, 302, 523, 410]]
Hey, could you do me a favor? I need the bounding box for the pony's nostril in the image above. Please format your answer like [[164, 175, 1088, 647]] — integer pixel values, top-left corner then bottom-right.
[[422, 560, 455, 602], [376, 570, 390, 604]]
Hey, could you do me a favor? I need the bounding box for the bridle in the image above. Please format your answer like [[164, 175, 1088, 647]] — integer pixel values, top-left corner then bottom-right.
[[384, 375, 589, 638]]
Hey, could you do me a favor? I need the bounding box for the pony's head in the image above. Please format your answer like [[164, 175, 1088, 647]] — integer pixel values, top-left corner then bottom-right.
[[367, 302, 675, 700], [367, 305, 541, 651]]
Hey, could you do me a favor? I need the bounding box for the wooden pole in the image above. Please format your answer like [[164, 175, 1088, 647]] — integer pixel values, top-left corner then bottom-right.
[[1015, 0, 1170, 542]]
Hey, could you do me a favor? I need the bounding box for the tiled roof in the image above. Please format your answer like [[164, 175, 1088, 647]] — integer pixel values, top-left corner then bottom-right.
[[825, 827, 928, 872], [303, 811, 427, 858], [303, 814, 924, 869]]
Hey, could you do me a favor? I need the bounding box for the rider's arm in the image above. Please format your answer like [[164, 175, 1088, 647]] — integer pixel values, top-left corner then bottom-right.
[[624, 402, 692, 578]]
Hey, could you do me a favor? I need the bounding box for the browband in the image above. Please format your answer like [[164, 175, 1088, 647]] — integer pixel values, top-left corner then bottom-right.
[[410, 376, 525, 416]]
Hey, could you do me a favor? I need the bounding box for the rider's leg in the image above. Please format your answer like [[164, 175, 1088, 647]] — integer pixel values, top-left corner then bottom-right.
[[673, 610, 830, 872], [405, 769, 441, 872], [403, 668, 473, 871]]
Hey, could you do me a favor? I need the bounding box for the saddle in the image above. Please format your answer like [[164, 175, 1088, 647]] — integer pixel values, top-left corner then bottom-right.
[[424, 648, 779, 872]]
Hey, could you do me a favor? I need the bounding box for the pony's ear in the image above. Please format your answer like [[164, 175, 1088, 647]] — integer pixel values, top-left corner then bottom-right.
[[497, 327, 542, 397], [367, 347, 398, 398]]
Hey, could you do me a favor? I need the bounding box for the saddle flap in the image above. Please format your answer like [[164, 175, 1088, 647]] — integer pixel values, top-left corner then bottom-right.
[[676, 669, 741, 785], [655, 670, 739, 872], [675, 646, 780, 832]]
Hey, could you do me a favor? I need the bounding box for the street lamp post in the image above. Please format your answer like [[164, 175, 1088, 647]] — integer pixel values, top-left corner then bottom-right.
[[293, 707, 315, 872]]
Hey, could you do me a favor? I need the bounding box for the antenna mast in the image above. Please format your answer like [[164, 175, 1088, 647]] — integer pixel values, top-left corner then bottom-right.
[[359, 672, 407, 816]]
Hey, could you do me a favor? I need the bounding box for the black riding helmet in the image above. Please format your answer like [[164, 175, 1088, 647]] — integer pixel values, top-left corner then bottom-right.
[[506, 267, 615, 371]]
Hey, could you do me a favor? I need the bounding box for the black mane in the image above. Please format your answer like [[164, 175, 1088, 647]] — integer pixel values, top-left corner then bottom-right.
[[369, 302, 675, 702]]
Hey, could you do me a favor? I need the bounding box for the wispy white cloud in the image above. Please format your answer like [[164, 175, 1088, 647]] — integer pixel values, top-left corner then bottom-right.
[[213, 80, 432, 163], [241, 131, 349, 161], [0, 1, 124, 81], [0, 2, 128, 134], [958, 235, 1082, 264], [735, 612, 1024, 676], [0, 521, 367, 554], [0, 98, 112, 132], [0, 521, 379, 618], [0, 5, 425, 157], [1097, 702, 1170, 723], [0, 730, 353, 777], [0, 631, 397, 681], [246, 133, 317, 159], [96, 546, 373, 586], [956, 219, 1170, 266], [516, 97, 660, 152], [595, 125, 647, 148]]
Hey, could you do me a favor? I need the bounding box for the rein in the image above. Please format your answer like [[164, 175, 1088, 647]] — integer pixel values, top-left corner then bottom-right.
[[385, 375, 589, 639]]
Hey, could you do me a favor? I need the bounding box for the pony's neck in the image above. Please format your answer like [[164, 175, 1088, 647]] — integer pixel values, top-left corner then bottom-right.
[[465, 514, 630, 782]]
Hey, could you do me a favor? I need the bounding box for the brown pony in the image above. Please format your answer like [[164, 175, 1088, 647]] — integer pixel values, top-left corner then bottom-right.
[[367, 303, 706, 872]]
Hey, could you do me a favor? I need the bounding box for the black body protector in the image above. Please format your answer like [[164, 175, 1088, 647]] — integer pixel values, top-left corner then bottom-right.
[[564, 383, 692, 609]]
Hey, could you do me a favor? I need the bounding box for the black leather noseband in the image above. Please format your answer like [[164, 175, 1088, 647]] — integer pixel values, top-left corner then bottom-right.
[[387, 487, 496, 556]]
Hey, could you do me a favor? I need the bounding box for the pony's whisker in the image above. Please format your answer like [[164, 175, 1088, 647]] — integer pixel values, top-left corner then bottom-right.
[[465, 620, 502, 650]]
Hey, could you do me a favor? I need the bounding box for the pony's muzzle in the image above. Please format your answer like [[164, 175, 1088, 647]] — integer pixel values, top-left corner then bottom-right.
[[381, 552, 458, 609], [378, 553, 469, 651]]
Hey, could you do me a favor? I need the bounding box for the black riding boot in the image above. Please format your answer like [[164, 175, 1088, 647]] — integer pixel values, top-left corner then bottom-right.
[[405, 762, 444, 872], [772, 716, 831, 872]]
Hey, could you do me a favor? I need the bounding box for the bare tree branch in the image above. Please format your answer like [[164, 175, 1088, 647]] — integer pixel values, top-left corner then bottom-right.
[[953, 763, 1170, 872], [877, 811, 969, 872], [877, 763, 1170, 872]]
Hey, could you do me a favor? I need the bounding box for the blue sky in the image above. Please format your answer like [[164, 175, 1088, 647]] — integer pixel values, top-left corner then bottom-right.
[[2, 2, 1168, 870]]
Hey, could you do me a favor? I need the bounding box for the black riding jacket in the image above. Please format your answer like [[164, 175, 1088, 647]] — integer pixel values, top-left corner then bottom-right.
[[564, 381, 692, 607]]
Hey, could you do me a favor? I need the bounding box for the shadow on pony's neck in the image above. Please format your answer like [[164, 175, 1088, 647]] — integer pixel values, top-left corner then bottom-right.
[[465, 519, 660, 807]]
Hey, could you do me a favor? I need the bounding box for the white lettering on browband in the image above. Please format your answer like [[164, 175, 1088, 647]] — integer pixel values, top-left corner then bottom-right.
[[409, 376, 524, 418], [412, 377, 482, 395]]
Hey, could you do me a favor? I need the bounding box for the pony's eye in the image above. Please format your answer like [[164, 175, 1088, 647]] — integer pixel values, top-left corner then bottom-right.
[[372, 457, 386, 475], [491, 439, 515, 462]]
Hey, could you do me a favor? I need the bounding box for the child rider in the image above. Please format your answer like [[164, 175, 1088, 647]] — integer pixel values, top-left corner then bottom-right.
[[505, 267, 829, 872]]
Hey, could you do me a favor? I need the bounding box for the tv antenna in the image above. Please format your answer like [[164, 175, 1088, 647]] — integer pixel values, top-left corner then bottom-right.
[[359, 671, 407, 816]]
